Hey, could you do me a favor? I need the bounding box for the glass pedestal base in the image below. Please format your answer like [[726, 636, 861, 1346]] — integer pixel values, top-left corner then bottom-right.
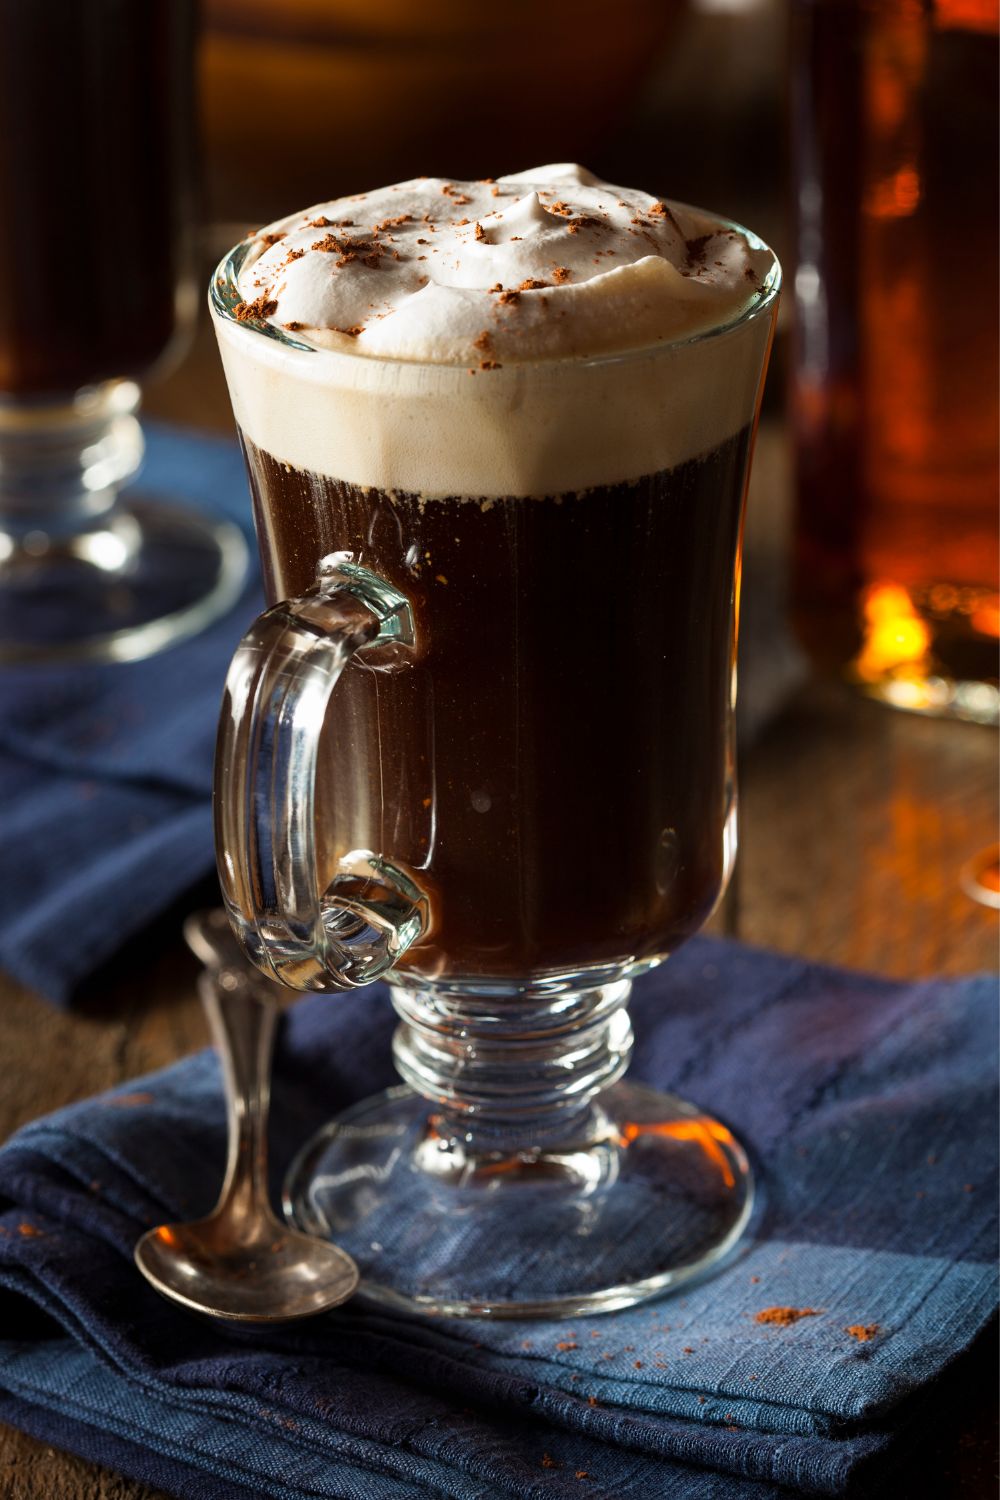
[[284, 1081, 754, 1319], [0, 380, 249, 664], [0, 495, 248, 665]]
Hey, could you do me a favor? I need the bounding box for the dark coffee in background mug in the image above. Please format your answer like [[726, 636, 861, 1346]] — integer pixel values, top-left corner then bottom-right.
[[0, 0, 197, 395]]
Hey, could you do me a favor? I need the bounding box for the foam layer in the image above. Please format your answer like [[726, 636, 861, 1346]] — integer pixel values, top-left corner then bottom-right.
[[213, 165, 779, 497], [232, 164, 773, 364]]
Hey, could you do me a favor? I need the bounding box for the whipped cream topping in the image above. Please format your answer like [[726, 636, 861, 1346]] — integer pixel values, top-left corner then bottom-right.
[[214, 166, 779, 498], [234, 164, 773, 366]]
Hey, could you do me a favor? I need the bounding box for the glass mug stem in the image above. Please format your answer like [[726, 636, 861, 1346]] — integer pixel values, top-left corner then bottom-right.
[[392, 976, 634, 1160]]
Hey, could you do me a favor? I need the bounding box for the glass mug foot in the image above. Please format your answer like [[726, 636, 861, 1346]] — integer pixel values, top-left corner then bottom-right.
[[0, 496, 248, 665], [284, 1079, 753, 1319]]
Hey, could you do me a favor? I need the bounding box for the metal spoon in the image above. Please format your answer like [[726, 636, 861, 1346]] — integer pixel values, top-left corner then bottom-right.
[[134, 909, 359, 1321]]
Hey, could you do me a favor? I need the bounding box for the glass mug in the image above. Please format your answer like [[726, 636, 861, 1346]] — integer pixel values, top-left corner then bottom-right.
[[210, 226, 780, 1317]]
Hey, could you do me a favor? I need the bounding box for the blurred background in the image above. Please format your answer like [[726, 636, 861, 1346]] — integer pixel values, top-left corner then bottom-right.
[[198, 0, 786, 240]]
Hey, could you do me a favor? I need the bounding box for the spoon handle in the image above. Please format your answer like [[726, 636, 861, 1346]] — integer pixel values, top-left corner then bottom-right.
[[199, 962, 278, 1226]]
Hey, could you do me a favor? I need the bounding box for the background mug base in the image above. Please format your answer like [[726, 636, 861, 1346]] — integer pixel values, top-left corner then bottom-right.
[[0, 496, 248, 666]]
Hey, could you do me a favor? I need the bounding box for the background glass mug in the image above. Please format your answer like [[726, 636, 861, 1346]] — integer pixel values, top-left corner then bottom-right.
[[210, 227, 780, 1317], [0, 0, 246, 664]]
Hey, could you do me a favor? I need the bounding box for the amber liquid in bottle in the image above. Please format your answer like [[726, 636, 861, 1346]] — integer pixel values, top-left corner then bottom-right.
[[792, 0, 999, 720]]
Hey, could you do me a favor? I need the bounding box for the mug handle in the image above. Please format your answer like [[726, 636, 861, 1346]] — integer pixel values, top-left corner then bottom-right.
[[215, 553, 428, 991]]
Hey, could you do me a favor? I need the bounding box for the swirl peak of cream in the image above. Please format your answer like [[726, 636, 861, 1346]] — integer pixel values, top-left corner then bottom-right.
[[234, 164, 773, 364]]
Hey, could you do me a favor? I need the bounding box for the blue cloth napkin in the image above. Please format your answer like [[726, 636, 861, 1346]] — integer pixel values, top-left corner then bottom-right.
[[0, 424, 263, 1004], [0, 937, 995, 1499]]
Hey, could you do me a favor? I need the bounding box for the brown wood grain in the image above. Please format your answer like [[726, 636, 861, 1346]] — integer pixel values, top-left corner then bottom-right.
[[740, 679, 997, 979], [0, 1425, 170, 1500], [0, 354, 995, 1497]]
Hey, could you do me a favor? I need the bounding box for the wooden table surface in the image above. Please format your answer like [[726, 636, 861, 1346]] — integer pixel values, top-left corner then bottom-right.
[[0, 322, 996, 1498]]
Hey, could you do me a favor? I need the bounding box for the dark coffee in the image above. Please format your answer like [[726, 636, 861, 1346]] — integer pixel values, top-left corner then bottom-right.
[[0, 0, 197, 395], [240, 428, 751, 981]]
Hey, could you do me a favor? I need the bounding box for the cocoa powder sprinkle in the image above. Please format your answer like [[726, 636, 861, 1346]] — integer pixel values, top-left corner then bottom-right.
[[234, 296, 277, 323], [652, 201, 684, 234], [845, 1323, 880, 1343], [754, 1307, 822, 1326], [685, 234, 714, 267]]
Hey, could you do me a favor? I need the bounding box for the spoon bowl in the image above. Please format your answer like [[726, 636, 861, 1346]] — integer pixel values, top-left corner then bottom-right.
[[135, 1215, 358, 1323]]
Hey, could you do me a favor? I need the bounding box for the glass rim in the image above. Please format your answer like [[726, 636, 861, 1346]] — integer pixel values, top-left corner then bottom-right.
[[209, 203, 781, 375]]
